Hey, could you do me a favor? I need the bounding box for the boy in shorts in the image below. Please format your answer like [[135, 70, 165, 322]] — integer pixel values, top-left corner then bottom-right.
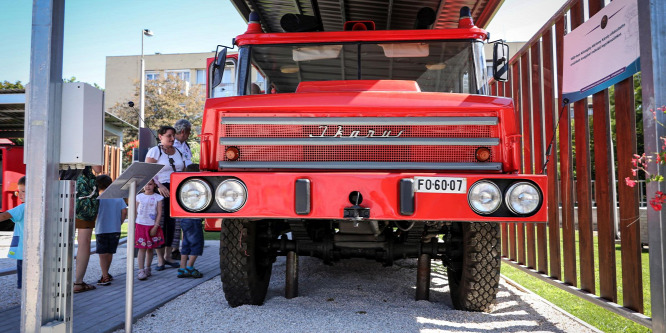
[[94, 175, 128, 285], [176, 217, 204, 278], [0, 176, 26, 289]]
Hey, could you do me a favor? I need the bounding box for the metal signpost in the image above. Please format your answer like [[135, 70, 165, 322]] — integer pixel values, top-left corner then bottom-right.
[[98, 162, 163, 333]]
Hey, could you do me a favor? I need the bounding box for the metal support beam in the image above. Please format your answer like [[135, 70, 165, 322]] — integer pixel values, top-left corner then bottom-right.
[[24, 0, 66, 332], [639, 0, 666, 331]]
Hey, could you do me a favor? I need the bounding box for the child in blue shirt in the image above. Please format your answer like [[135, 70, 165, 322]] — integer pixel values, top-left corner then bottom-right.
[[0, 176, 26, 289], [94, 175, 128, 286]]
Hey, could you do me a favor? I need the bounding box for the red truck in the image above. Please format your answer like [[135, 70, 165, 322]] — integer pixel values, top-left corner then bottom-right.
[[0, 144, 25, 231], [170, 6, 546, 312]]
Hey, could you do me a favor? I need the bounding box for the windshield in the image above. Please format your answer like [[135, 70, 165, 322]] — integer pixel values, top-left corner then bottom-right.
[[237, 41, 487, 95]]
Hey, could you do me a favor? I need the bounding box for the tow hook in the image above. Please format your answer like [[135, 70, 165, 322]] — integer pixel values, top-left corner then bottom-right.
[[344, 191, 370, 221], [343, 205, 370, 221]]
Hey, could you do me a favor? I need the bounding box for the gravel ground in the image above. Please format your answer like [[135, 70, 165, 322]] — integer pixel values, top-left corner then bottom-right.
[[116, 255, 596, 333], [1, 238, 597, 333]]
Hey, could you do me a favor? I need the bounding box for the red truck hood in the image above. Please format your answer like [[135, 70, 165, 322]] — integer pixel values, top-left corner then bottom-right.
[[206, 91, 513, 115]]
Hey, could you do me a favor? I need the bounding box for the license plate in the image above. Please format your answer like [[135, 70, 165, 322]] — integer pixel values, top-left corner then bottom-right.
[[413, 177, 467, 193]]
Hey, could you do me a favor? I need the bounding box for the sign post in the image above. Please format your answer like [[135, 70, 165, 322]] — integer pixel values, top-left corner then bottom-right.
[[98, 162, 163, 333]]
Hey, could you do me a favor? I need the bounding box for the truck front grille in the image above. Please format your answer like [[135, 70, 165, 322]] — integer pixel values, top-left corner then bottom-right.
[[217, 117, 501, 170]]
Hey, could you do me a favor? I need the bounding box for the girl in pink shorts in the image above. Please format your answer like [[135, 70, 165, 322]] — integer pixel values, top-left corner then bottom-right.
[[135, 179, 165, 280]]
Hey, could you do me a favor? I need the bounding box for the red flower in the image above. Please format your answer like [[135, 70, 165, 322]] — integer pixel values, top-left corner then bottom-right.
[[625, 177, 637, 187], [650, 199, 663, 211]]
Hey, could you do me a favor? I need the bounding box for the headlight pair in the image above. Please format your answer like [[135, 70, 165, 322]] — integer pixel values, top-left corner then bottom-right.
[[178, 178, 247, 212], [468, 181, 540, 215]]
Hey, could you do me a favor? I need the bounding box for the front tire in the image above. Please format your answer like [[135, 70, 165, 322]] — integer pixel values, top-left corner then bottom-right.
[[220, 219, 273, 307], [446, 222, 501, 312]]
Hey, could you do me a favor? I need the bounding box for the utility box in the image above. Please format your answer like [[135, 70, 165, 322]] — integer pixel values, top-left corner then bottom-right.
[[60, 83, 104, 166]]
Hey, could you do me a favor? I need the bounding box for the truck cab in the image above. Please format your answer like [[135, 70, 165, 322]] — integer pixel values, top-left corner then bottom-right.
[[170, 6, 546, 312]]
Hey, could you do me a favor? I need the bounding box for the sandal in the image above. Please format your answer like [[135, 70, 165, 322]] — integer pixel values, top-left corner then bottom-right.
[[155, 265, 166, 271], [96, 275, 112, 286], [177, 268, 191, 278], [187, 267, 203, 279], [74, 282, 96, 293]]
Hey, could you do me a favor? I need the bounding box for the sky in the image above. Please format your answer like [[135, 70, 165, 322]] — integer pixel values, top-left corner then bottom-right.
[[0, 0, 566, 88]]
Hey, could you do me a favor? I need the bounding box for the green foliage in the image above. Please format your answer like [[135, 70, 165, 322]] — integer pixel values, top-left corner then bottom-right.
[[0, 80, 24, 89], [108, 75, 205, 168]]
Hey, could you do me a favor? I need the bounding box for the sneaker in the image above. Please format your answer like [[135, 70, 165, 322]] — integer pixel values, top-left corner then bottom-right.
[[145, 267, 152, 277], [177, 268, 191, 278], [138, 269, 147, 280]]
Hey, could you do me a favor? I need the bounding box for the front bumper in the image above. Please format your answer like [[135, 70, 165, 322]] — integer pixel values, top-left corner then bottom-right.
[[170, 172, 547, 223]]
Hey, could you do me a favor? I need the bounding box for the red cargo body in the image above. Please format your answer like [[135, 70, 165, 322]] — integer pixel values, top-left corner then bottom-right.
[[1, 146, 25, 212]]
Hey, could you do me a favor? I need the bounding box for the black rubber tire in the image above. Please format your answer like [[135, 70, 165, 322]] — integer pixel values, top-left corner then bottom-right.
[[446, 222, 501, 312], [220, 219, 273, 307]]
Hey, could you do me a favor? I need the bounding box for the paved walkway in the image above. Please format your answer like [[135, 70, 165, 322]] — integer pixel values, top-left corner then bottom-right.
[[0, 243, 220, 333]]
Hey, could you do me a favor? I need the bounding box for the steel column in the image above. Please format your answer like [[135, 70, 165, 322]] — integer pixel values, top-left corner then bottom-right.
[[639, 0, 666, 330], [24, 0, 66, 332]]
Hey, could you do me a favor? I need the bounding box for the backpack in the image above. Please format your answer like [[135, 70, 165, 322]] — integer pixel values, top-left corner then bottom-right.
[[75, 167, 99, 221]]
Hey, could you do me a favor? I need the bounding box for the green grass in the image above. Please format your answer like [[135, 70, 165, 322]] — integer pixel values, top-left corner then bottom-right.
[[502, 230, 651, 332]]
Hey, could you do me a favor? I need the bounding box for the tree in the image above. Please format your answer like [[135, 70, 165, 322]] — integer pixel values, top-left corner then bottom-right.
[[0, 80, 24, 89], [108, 75, 205, 167]]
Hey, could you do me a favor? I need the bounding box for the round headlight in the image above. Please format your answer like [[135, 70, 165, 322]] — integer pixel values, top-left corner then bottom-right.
[[468, 181, 502, 214], [178, 179, 212, 212], [215, 179, 247, 212], [505, 182, 541, 215]]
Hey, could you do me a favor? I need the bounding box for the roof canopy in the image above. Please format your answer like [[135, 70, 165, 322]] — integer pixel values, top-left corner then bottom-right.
[[0, 89, 136, 140], [230, 0, 503, 33]]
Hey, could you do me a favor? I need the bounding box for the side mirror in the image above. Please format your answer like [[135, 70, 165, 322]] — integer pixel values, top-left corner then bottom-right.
[[493, 42, 509, 82], [212, 47, 228, 89]]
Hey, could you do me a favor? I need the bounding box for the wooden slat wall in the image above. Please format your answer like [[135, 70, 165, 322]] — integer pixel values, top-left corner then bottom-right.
[[615, 77, 644, 313], [488, 0, 647, 321], [588, 0, 618, 303], [570, 0, 596, 295], [556, 12, 577, 287], [102, 145, 122, 180], [516, 52, 536, 267], [541, 27, 561, 280], [530, 41, 547, 274]]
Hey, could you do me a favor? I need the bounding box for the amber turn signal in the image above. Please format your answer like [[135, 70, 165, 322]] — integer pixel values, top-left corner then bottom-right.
[[225, 146, 240, 161], [475, 147, 491, 162]]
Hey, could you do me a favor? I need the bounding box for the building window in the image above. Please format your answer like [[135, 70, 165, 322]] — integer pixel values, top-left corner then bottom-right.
[[146, 71, 160, 81], [196, 69, 206, 85], [166, 70, 191, 82]]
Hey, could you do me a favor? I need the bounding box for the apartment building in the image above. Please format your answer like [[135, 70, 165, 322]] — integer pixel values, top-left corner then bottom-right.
[[104, 52, 215, 112]]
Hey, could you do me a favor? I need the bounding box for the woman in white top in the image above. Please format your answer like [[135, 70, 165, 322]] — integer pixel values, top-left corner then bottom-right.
[[145, 125, 185, 269]]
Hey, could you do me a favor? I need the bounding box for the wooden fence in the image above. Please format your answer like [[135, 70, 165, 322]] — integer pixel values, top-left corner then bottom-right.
[[489, 0, 650, 327], [102, 145, 122, 179]]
